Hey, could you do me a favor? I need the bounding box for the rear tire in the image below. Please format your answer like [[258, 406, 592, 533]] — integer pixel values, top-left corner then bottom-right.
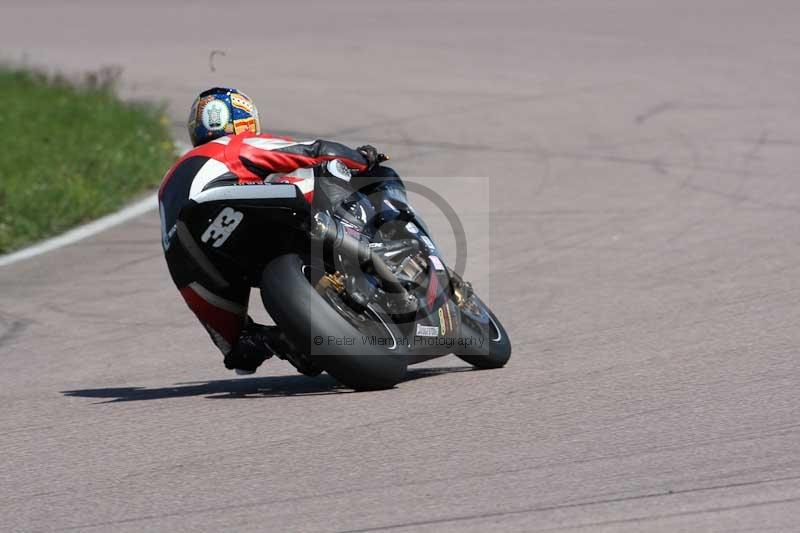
[[260, 253, 408, 390]]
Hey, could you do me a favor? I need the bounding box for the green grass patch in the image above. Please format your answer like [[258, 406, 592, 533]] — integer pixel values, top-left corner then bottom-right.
[[0, 68, 176, 253]]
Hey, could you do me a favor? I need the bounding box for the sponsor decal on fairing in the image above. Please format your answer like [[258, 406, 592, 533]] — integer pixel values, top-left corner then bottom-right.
[[415, 324, 439, 337], [421, 235, 436, 252]]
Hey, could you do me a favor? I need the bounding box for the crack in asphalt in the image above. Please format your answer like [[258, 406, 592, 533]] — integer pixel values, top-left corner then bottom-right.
[[337, 478, 800, 533], [48, 474, 800, 533]]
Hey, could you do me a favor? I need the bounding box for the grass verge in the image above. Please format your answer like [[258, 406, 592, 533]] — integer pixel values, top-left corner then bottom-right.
[[0, 67, 176, 254]]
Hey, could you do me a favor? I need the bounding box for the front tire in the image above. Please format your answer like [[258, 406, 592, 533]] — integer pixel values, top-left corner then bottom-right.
[[260, 253, 408, 390], [455, 299, 512, 369]]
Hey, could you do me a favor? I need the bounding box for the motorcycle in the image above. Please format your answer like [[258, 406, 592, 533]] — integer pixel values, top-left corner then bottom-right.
[[183, 162, 511, 390]]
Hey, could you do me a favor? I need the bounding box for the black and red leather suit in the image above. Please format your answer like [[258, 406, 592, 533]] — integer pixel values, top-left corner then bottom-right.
[[158, 132, 405, 361]]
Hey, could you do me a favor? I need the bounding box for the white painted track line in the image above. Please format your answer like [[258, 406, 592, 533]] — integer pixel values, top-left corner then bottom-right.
[[0, 193, 158, 267], [0, 142, 190, 268]]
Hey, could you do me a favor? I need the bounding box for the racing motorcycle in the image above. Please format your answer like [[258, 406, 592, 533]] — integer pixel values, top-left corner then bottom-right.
[[184, 161, 511, 390]]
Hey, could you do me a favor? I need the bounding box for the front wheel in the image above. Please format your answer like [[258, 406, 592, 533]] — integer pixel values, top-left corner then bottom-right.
[[455, 296, 512, 369], [260, 253, 408, 390], [449, 272, 512, 369]]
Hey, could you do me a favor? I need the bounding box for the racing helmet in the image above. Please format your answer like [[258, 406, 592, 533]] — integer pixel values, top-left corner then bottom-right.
[[188, 87, 260, 146]]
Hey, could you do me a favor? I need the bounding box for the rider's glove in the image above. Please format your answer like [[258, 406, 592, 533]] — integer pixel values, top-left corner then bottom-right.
[[356, 145, 389, 172]]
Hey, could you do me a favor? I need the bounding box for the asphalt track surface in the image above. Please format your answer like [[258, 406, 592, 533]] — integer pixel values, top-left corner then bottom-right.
[[2, 1, 800, 531]]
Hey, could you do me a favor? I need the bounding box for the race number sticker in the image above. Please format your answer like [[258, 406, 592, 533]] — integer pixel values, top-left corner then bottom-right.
[[415, 324, 439, 337], [201, 207, 244, 248]]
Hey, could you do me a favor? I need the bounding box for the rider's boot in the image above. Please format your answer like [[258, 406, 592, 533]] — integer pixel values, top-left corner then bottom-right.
[[224, 319, 323, 377], [224, 319, 275, 375]]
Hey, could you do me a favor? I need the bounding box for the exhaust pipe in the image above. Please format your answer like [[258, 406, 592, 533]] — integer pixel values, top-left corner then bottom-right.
[[309, 212, 410, 298]]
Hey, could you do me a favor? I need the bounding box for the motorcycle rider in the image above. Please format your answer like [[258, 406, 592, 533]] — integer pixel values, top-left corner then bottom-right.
[[159, 87, 409, 375]]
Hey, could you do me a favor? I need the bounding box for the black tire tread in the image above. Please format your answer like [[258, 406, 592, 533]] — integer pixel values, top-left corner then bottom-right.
[[260, 254, 408, 390]]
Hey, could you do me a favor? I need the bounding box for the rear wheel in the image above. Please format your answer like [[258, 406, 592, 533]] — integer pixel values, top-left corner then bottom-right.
[[260, 253, 408, 390]]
